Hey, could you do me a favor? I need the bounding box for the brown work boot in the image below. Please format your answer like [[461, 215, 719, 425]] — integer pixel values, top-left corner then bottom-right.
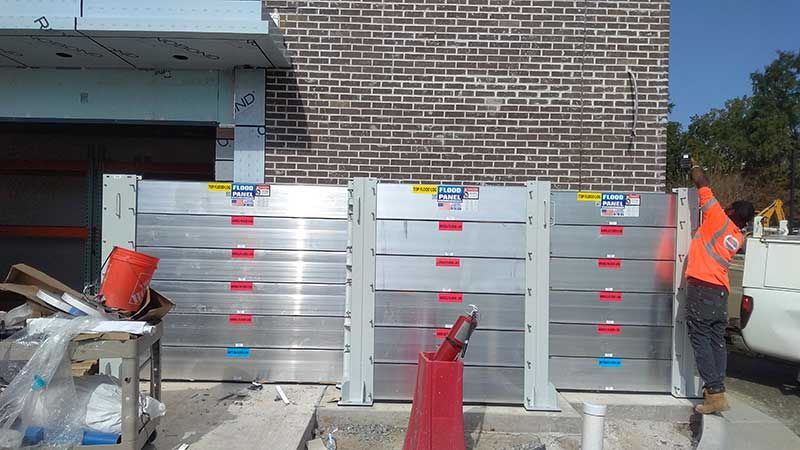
[[695, 392, 730, 414]]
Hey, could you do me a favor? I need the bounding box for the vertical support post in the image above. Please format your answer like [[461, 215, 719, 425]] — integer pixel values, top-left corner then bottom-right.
[[524, 181, 559, 411], [671, 188, 702, 398], [233, 68, 266, 184], [340, 178, 377, 405], [120, 351, 140, 445], [100, 175, 140, 378], [101, 175, 139, 265], [84, 146, 104, 291], [150, 338, 162, 401]]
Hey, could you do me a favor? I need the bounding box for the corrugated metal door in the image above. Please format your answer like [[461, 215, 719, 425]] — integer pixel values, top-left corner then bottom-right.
[[372, 184, 527, 403], [549, 191, 677, 392], [136, 181, 347, 382]]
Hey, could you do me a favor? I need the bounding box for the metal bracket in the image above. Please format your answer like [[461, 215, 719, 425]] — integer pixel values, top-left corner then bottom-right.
[[523, 181, 559, 411], [340, 178, 377, 406], [671, 188, 702, 398], [101, 175, 140, 268]]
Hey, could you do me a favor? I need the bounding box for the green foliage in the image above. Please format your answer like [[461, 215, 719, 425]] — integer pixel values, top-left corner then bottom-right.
[[668, 50, 800, 217]]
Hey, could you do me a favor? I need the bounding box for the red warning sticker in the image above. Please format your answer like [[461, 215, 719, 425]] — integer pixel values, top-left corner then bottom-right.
[[600, 226, 624, 236], [435, 328, 450, 339], [438, 221, 464, 231], [438, 293, 463, 303], [231, 248, 255, 259], [230, 281, 253, 292], [436, 257, 461, 267], [597, 325, 621, 335], [229, 314, 253, 325], [599, 292, 623, 302], [598, 259, 621, 269], [231, 216, 254, 226]]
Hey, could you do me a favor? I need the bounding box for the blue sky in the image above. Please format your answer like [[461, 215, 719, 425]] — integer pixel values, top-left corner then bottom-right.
[[669, 0, 800, 126]]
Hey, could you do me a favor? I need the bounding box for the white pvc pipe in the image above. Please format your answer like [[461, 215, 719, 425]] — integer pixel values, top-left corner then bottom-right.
[[581, 402, 607, 450]]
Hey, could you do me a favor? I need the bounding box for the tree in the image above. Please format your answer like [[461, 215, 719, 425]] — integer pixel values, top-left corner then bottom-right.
[[667, 50, 800, 224]]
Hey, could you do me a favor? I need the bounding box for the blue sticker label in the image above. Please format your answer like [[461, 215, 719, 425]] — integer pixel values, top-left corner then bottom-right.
[[437, 185, 464, 202], [226, 347, 251, 358], [598, 357, 622, 368], [601, 192, 627, 208], [231, 183, 256, 198]]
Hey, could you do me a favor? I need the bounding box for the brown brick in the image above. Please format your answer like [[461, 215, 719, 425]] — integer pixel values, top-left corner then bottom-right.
[[264, 0, 669, 190]]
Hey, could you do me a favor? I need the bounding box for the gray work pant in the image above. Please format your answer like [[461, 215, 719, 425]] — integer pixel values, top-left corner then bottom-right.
[[686, 277, 729, 393]]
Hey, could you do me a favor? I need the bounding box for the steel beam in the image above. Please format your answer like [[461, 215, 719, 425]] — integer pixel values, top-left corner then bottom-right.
[[524, 181, 559, 411], [340, 178, 377, 405], [671, 188, 702, 398]]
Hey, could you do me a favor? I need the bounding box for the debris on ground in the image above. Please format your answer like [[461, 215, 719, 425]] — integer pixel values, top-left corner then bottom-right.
[[274, 385, 292, 405]]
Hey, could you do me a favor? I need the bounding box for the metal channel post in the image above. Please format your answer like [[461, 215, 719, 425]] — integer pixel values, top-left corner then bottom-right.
[[671, 188, 702, 398], [524, 181, 559, 411], [340, 178, 377, 405], [101, 175, 140, 268]]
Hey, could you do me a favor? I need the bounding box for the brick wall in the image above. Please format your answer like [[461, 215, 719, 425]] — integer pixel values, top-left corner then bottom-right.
[[264, 1, 670, 191]]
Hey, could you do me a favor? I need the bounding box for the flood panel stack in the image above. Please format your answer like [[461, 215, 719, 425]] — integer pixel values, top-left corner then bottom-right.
[[135, 181, 347, 382], [372, 184, 527, 403], [548, 191, 677, 391]]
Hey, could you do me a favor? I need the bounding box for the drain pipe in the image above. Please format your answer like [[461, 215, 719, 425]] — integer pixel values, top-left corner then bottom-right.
[[581, 402, 607, 450]]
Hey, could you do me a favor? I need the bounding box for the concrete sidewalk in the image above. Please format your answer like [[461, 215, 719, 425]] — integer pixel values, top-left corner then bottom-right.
[[315, 387, 697, 449], [698, 392, 800, 450]]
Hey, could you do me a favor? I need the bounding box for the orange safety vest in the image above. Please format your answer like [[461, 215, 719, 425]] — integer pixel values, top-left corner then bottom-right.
[[685, 187, 743, 292]]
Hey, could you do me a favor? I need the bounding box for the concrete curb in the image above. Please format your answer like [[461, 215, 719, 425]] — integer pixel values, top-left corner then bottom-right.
[[559, 392, 698, 422], [697, 393, 800, 450]]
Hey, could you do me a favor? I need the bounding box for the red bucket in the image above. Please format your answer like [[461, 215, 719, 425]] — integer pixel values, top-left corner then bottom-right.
[[99, 247, 159, 312]]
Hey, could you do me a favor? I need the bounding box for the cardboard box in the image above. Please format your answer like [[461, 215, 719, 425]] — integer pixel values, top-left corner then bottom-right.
[[0, 264, 173, 323]]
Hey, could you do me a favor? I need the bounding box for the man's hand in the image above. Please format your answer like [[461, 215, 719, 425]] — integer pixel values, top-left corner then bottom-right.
[[689, 158, 709, 188]]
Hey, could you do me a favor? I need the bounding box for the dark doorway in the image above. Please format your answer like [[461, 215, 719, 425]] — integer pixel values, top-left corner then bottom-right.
[[0, 122, 215, 290]]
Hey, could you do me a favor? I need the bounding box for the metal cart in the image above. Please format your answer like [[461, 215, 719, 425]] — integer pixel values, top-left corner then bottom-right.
[[0, 323, 163, 450]]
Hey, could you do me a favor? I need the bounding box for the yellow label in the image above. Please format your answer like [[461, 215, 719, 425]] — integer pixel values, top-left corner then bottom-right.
[[577, 191, 601, 202], [208, 182, 232, 192], [412, 185, 438, 194]]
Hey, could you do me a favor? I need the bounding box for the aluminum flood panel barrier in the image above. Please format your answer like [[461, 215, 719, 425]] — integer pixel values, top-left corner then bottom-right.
[[135, 181, 347, 382], [342, 181, 557, 408], [549, 191, 680, 392]]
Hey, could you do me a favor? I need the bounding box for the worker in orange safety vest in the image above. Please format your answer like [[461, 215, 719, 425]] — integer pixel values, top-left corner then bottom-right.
[[685, 159, 755, 414]]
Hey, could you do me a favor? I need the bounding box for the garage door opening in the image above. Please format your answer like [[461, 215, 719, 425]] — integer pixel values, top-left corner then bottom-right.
[[0, 121, 215, 291]]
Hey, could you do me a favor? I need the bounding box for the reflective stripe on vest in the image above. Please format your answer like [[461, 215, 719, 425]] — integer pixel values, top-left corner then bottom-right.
[[700, 198, 718, 213], [696, 218, 733, 269]]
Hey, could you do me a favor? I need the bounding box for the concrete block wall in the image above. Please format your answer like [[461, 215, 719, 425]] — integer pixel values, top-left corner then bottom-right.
[[263, 1, 670, 190]]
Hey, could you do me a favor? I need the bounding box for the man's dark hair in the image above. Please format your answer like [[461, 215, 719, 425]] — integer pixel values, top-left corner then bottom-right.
[[726, 201, 756, 229]]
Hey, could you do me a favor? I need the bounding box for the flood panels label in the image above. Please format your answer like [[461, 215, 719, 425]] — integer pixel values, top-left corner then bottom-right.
[[231, 248, 255, 259], [438, 221, 464, 231], [599, 292, 623, 302], [230, 281, 254, 291], [436, 257, 461, 267], [438, 293, 463, 303], [597, 258, 621, 269], [600, 225, 624, 236], [600, 193, 640, 217], [231, 183, 256, 207], [597, 324, 621, 335], [208, 182, 232, 192], [229, 314, 253, 324], [226, 347, 251, 358], [577, 191, 602, 202], [231, 216, 255, 226], [437, 185, 464, 202], [598, 357, 622, 368]]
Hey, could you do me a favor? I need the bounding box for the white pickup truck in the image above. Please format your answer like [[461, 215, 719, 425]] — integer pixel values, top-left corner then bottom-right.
[[738, 228, 800, 365]]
